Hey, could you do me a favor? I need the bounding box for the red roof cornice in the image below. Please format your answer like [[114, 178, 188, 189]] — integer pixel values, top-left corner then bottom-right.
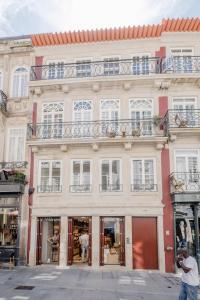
[[31, 18, 200, 47]]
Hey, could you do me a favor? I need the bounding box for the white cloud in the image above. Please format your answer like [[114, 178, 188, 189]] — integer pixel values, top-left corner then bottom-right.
[[0, 0, 192, 36]]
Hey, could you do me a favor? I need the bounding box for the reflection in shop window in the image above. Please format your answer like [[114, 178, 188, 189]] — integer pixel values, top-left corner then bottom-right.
[[0, 208, 18, 246]]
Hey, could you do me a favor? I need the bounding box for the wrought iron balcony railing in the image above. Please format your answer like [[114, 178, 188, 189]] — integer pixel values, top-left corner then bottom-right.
[[0, 90, 7, 113], [69, 185, 92, 193], [99, 184, 123, 192], [30, 57, 160, 81], [170, 172, 200, 193], [27, 119, 162, 140], [163, 109, 200, 135], [0, 161, 28, 170], [162, 56, 200, 73], [37, 185, 62, 193], [131, 183, 157, 192]]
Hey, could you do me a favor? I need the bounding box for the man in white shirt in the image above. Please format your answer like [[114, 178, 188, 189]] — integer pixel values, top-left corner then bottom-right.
[[79, 231, 89, 262], [177, 248, 199, 300]]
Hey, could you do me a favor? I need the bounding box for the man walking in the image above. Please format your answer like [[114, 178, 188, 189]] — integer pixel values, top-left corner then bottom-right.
[[79, 230, 89, 262], [177, 248, 199, 300]]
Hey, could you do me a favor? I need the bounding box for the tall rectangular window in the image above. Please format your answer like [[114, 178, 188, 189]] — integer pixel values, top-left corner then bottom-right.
[[38, 161, 61, 193], [76, 60, 91, 77], [71, 160, 91, 192], [42, 102, 64, 138], [172, 98, 196, 127], [8, 128, 25, 162], [101, 159, 121, 191], [104, 57, 119, 75], [133, 55, 149, 75], [48, 62, 64, 79], [73, 100, 92, 137], [132, 159, 156, 191], [169, 48, 193, 73]]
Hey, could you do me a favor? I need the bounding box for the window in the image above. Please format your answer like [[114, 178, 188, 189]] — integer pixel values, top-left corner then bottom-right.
[[42, 102, 64, 138], [48, 62, 64, 79], [101, 100, 119, 136], [12, 67, 28, 97], [132, 159, 156, 191], [133, 55, 149, 75], [101, 159, 121, 191], [38, 161, 61, 192], [0, 207, 18, 246], [104, 57, 119, 75], [129, 99, 153, 136], [170, 48, 193, 73], [8, 128, 25, 162], [71, 160, 91, 192], [172, 98, 196, 127], [76, 60, 91, 77], [73, 100, 92, 137]]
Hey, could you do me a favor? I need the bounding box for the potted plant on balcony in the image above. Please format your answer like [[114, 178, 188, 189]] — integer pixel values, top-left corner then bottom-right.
[[153, 115, 162, 134], [132, 128, 140, 137], [174, 114, 188, 128], [107, 129, 116, 138]]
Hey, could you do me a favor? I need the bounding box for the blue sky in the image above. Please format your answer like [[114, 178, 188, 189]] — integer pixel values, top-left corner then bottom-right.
[[0, 0, 200, 37]]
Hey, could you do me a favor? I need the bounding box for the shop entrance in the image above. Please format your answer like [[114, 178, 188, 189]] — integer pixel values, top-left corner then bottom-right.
[[67, 217, 92, 266], [36, 217, 60, 265], [132, 217, 158, 270]]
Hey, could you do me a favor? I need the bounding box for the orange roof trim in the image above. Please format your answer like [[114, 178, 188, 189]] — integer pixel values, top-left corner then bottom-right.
[[32, 18, 200, 47]]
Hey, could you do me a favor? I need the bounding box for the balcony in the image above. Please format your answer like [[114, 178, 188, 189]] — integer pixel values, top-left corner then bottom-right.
[[0, 169, 27, 194], [170, 172, 200, 194], [131, 183, 157, 192], [0, 90, 7, 114], [37, 185, 62, 193], [27, 119, 163, 143], [99, 184, 123, 192], [69, 185, 92, 193], [162, 56, 200, 74], [30, 57, 160, 81], [0, 161, 28, 170], [163, 110, 200, 136]]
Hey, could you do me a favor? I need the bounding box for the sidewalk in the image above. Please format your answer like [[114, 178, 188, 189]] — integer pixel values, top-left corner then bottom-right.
[[0, 265, 191, 300]]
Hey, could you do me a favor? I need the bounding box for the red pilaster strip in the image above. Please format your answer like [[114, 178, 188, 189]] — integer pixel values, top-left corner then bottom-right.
[[35, 56, 43, 80], [159, 96, 174, 273]]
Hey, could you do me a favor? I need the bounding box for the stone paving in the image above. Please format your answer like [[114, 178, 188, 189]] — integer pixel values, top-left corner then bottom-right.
[[0, 265, 196, 300]]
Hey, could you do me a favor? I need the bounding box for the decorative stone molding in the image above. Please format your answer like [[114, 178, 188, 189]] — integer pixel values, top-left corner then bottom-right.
[[92, 83, 100, 92], [34, 87, 42, 96], [123, 82, 131, 91], [124, 142, 132, 150], [156, 143, 164, 150], [60, 145, 68, 152], [154, 80, 171, 90], [92, 143, 99, 151], [62, 85, 70, 93], [169, 134, 177, 142], [164, 143, 169, 150], [31, 146, 38, 153]]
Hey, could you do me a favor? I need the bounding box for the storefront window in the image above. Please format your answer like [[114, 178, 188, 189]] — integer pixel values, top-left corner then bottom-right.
[[0, 208, 18, 246], [103, 217, 121, 265]]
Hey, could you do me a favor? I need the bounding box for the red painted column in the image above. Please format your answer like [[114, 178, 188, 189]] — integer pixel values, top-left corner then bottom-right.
[[35, 56, 43, 80], [27, 103, 37, 263], [159, 96, 174, 273]]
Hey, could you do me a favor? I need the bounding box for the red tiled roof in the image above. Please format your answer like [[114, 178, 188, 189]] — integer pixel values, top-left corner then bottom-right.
[[31, 18, 200, 47]]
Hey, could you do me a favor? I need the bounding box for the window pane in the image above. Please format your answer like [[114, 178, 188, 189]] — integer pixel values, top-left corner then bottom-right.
[[82, 161, 90, 185], [112, 160, 120, 187], [102, 160, 109, 189], [144, 160, 154, 186], [0, 208, 18, 246], [73, 161, 80, 185], [133, 160, 142, 187]]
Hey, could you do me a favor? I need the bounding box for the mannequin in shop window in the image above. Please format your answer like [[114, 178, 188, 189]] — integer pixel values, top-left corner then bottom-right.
[[176, 220, 193, 249], [79, 230, 89, 263], [47, 229, 60, 262]]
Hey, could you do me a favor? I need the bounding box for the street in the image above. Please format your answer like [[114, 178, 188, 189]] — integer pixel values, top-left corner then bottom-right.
[[0, 265, 184, 300]]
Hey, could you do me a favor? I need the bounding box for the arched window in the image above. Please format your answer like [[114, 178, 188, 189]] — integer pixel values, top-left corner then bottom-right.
[[12, 67, 28, 97], [100, 99, 119, 120], [129, 99, 153, 136]]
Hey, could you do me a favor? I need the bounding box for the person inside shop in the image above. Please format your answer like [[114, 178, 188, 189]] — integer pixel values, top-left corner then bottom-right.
[[176, 248, 199, 300], [176, 220, 187, 248], [48, 229, 60, 246], [79, 230, 89, 263]]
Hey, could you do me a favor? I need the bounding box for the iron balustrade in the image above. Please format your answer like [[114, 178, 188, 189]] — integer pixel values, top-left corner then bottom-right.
[[131, 183, 157, 192], [99, 184, 123, 192], [37, 185, 62, 193], [0, 90, 7, 113], [0, 161, 28, 170], [69, 185, 92, 193], [30, 57, 161, 81], [162, 56, 200, 73], [163, 109, 200, 135], [170, 172, 200, 193], [27, 119, 161, 140]]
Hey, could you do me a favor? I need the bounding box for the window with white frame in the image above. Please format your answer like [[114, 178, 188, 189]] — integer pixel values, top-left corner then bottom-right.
[[132, 159, 156, 191], [172, 98, 196, 127], [101, 159, 121, 191], [101, 99, 119, 135], [71, 160, 91, 192], [133, 55, 149, 75], [12, 67, 28, 97], [76, 60, 91, 77], [8, 128, 26, 162], [104, 57, 119, 75], [48, 61, 64, 79], [129, 99, 153, 136], [73, 100, 92, 137], [170, 48, 193, 73], [38, 161, 61, 192], [175, 149, 199, 189], [42, 102, 64, 138]]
